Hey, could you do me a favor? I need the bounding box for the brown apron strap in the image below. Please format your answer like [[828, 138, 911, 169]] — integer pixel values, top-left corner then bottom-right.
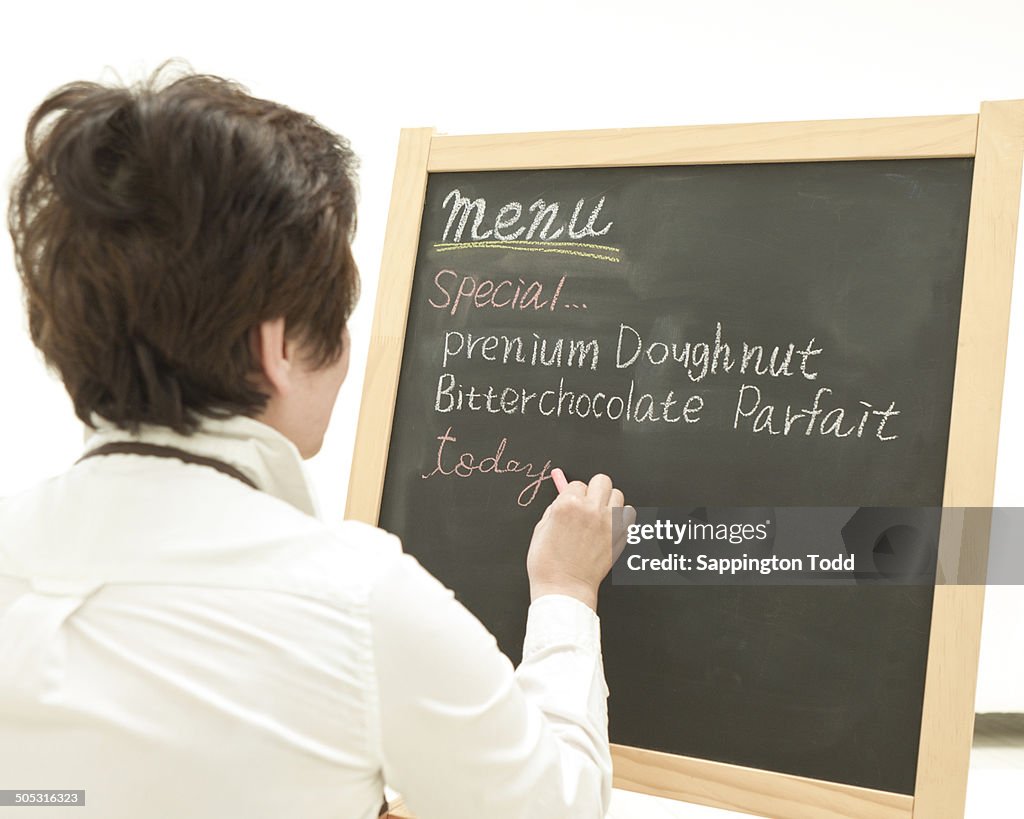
[[77, 441, 258, 490]]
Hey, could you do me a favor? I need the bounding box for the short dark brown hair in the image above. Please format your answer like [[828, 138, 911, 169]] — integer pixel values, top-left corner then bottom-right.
[[8, 64, 359, 434]]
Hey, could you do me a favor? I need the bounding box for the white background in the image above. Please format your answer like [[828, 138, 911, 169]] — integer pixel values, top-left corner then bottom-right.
[[1, 2, 1021, 816]]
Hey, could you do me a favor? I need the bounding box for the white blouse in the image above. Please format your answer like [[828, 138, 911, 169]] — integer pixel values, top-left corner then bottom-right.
[[0, 414, 611, 818]]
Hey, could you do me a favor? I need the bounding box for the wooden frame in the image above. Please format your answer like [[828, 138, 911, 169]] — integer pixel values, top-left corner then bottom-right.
[[349, 103, 1024, 819]]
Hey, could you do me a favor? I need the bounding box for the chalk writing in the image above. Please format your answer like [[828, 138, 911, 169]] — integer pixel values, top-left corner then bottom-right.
[[733, 386, 900, 440], [420, 426, 553, 506], [441, 190, 614, 243], [442, 331, 599, 370], [429, 271, 567, 315], [434, 373, 691, 424], [616, 322, 822, 382]]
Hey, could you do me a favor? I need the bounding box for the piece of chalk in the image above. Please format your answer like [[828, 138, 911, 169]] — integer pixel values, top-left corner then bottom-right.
[[551, 467, 569, 494]]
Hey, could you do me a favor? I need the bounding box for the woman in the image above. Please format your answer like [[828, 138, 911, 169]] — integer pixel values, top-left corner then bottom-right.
[[0, 67, 631, 818]]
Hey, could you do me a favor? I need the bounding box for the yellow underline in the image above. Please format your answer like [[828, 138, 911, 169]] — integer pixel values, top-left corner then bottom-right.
[[433, 244, 620, 264], [434, 240, 620, 253]]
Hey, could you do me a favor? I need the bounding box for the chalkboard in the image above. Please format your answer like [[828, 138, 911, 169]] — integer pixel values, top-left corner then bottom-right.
[[377, 158, 970, 795], [349, 111, 1023, 818]]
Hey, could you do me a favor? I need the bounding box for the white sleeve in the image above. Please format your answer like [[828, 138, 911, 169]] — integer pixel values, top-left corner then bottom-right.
[[368, 552, 612, 819]]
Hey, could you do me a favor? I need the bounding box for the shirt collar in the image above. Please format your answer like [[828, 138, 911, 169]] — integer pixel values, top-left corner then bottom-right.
[[83, 413, 322, 519]]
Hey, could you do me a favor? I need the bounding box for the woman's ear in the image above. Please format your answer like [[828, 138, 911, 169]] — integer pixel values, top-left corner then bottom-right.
[[255, 317, 293, 396]]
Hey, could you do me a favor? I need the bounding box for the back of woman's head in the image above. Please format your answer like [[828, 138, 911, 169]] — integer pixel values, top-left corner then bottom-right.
[[8, 64, 360, 434]]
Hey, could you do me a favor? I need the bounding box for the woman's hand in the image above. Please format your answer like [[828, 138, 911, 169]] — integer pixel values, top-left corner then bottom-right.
[[526, 473, 635, 610]]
